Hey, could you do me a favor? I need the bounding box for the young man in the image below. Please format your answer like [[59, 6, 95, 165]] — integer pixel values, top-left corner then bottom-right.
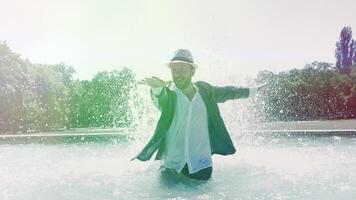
[[132, 49, 266, 180]]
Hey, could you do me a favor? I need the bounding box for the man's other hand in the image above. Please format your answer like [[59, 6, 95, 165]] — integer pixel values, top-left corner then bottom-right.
[[138, 76, 171, 88]]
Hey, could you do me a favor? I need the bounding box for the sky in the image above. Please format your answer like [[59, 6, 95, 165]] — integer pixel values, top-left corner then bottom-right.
[[1, 0, 356, 82]]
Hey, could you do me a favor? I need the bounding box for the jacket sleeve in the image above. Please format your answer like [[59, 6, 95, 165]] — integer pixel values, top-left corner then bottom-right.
[[150, 87, 170, 111], [134, 136, 162, 161], [132, 87, 173, 161], [211, 85, 250, 103]]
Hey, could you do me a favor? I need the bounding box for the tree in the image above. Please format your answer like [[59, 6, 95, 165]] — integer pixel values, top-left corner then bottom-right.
[[344, 65, 356, 117], [335, 27, 355, 74], [0, 41, 140, 133], [253, 61, 356, 121], [28, 63, 72, 131], [0, 41, 75, 133], [0, 41, 32, 133], [67, 68, 137, 128]]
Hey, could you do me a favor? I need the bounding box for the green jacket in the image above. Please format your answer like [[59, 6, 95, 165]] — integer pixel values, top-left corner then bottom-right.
[[134, 81, 250, 161]]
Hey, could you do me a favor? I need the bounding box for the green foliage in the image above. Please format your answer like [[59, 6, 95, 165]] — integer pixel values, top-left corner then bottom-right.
[[0, 42, 75, 133], [0, 42, 138, 134], [67, 68, 137, 128], [254, 62, 356, 121], [29, 63, 72, 131], [0, 41, 31, 132], [2, 28, 356, 133], [335, 27, 355, 74]]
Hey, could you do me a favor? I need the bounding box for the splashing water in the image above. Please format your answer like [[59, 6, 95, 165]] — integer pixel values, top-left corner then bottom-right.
[[2, 72, 356, 199], [1, 133, 356, 200]]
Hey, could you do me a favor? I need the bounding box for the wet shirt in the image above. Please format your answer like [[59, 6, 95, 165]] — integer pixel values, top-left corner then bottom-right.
[[151, 84, 258, 174], [151, 84, 212, 174]]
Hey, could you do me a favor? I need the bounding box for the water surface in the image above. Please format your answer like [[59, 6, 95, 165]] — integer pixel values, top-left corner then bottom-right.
[[1, 133, 355, 200]]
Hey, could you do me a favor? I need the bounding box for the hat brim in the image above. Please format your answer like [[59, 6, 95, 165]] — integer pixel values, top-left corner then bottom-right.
[[166, 60, 198, 70]]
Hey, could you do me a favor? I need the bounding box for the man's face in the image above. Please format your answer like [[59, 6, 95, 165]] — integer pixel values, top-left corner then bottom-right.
[[170, 62, 195, 90]]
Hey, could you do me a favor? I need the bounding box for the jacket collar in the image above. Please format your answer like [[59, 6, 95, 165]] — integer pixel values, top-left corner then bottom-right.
[[172, 82, 199, 94]]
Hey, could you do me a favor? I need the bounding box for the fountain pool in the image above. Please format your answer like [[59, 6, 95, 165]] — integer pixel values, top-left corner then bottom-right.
[[1, 132, 356, 200]]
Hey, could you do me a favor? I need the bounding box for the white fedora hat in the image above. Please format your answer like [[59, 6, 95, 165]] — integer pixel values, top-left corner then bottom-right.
[[166, 49, 198, 70]]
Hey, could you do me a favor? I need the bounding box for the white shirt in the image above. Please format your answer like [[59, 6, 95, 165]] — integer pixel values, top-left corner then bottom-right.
[[151, 84, 258, 174]]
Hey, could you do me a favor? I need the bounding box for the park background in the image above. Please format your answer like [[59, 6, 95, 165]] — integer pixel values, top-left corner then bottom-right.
[[1, 0, 356, 134]]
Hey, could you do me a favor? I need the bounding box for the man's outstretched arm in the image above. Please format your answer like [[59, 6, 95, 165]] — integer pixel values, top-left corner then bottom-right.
[[132, 77, 172, 161], [211, 82, 267, 103], [139, 76, 171, 110]]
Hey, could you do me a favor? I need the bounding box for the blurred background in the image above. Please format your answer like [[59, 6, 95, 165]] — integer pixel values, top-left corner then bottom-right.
[[1, 0, 356, 134]]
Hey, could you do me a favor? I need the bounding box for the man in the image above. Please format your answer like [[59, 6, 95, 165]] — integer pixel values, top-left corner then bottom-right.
[[132, 49, 266, 180]]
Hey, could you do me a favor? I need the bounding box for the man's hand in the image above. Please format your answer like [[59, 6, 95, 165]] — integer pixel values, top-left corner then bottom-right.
[[138, 76, 171, 88]]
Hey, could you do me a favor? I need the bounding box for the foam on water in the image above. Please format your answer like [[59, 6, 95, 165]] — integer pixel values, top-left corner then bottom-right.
[[1, 135, 356, 200]]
